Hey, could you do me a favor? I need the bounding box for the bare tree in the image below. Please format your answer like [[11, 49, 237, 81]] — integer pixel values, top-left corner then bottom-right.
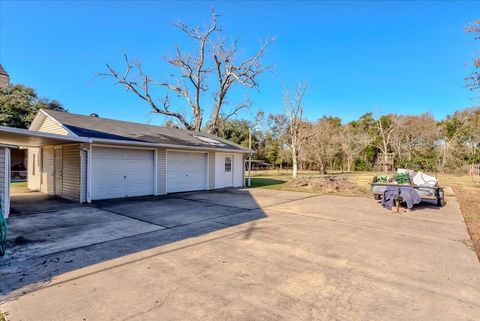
[[390, 114, 439, 164], [466, 20, 480, 91], [439, 110, 472, 170], [375, 115, 397, 154], [100, 10, 273, 133], [301, 118, 339, 174], [284, 82, 308, 178], [339, 123, 373, 172], [373, 115, 398, 172], [439, 107, 480, 170], [267, 113, 289, 168]]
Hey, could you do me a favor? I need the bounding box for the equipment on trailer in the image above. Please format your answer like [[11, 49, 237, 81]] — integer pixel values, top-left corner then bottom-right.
[[370, 169, 446, 208]]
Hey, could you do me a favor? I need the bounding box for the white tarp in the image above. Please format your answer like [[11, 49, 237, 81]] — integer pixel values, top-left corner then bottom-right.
[[412, 172, 437, 187], [397, 168, 438, 187]]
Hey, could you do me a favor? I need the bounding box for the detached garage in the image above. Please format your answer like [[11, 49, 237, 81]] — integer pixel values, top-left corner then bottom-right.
[[0, 109, 251, 210], [91, 147, 155, 200], [167, 151, 207, 193]]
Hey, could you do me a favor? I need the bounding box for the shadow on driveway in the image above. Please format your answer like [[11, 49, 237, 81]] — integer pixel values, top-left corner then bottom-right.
[[0, 188, 275, 300]]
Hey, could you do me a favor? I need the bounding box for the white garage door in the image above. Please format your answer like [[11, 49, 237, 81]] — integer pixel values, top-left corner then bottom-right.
[[92, 147, 154, 200], [167, 151, 207, 193]]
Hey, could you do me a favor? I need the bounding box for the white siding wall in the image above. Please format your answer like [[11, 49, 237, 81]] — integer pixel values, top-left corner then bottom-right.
[[0, 147, 8, 218], [233, 153, 244, 187], [40, 146, 54, 194], [215, 152, 244, 188], [80, 148, 87, 203], [61, 145, 81, 202], [27, 148, 41, 191], [27, 145, 82, 202], [157, 148, 166, 195], [0, 148, 4, 216], [38, 117, 69, 135], [208, 151, 215, 190], [215, 153, 226, 188]]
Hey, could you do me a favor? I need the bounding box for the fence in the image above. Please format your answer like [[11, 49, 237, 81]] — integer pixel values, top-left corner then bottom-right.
[[375, 153, 395, 173], [11, 170, 27, 182], [469, 164, 480, 183]]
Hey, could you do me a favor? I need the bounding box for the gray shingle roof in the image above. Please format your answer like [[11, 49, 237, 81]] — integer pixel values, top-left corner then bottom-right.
[[0, 64, 8, 77], [42, 109, 250, 152]]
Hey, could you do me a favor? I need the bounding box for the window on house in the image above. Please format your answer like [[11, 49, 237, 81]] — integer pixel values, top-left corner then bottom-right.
[[225, 157, 232, 172]]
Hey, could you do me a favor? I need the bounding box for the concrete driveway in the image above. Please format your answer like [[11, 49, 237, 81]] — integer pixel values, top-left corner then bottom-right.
[[1, 189, 480, 321]]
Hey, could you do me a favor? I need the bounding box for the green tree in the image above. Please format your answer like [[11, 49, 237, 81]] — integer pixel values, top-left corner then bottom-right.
[[0, 84, 66, 129], [217, 119, 252, 147], [466, 20, 480, 91]]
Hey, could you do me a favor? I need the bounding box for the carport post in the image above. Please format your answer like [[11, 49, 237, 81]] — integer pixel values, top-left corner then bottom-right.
[[248, 128, 252, 187], [3, 148, 10, 218], [86, 145, 92, 203]]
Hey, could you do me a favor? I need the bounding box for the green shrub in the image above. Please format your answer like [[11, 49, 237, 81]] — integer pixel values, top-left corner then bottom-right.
[[354, 158, 372, 171]]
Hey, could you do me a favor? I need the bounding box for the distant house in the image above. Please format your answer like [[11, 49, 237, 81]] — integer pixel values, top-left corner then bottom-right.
[[246, 160, 272, 170], [0, 110, 251, 217], [0, 64, 9, 89]]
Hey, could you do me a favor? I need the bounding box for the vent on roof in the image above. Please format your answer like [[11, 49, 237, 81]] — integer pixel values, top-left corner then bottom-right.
[[90, 113, 99, 118], [194, 135, 225, 146]]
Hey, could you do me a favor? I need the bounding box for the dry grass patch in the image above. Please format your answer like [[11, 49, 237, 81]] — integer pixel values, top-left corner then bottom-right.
[[448, 180, 480, 262], [455, 186, 480, 235], [286, 175, 367, 195]]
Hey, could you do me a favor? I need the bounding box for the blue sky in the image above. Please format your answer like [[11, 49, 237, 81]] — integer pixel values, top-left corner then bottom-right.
[[0, 1, 479, 126]]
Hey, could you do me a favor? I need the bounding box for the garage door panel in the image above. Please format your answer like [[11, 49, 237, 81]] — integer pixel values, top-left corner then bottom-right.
[[167, 151, 207, 193], [127, 173, 151, 185], [95, 161, 124, 173], [92, 147, 154, 200]]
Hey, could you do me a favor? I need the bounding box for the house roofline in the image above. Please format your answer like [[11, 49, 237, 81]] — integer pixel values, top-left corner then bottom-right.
[[0, 143, 18, 149], [29, 109, 78, 137], [0, 126, 89, 147], [89, 137, 253, 153]]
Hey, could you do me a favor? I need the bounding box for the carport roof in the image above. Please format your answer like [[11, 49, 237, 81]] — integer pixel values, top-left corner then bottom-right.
[[0, 126, 89, 147]]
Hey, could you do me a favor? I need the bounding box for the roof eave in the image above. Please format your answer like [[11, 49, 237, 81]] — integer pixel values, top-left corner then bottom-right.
[[0, 126, 90, 147], [89, 138, 252, 153]]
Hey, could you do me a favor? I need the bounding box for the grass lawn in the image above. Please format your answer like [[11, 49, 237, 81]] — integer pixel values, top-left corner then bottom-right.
[[10, 181, 27, 187], [248, 169, 480, 261], [10, 181, 30, 194], [249, 176, 289, 189], [248, 170, 377, 194]]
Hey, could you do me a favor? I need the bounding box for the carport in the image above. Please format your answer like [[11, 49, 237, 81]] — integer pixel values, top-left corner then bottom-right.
[[0, 126, 89, 218]]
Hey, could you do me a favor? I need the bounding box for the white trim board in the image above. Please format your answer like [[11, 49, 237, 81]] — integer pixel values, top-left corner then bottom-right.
[[4, 148, 10, 218]]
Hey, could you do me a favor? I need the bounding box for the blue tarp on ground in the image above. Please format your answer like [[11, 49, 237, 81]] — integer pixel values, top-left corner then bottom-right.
[[382, 186, 421, 210]]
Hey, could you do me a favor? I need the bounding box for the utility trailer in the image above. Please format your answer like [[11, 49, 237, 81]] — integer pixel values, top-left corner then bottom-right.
[[370, 177, 446, 207]]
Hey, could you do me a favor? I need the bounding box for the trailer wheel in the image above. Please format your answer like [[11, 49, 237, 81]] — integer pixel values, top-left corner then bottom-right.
[[374, 194, 381, 201], [437, 197, 446, 207], [437, 188, 446, 207]]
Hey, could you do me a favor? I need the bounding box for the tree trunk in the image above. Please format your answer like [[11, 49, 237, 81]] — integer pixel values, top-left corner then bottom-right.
[[347, 157, 352, 172], [194, 114, 203, 132], [292, 144, 298, 178]]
